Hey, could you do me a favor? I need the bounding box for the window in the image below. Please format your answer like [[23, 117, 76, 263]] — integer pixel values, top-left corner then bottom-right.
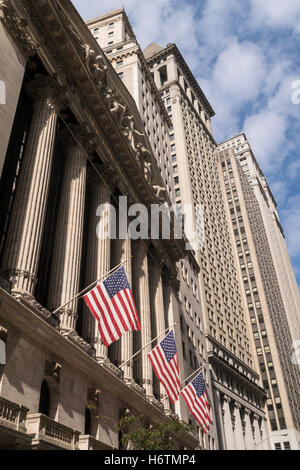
[[274, 443, 282, 450], [118, 72, 124, 79], [39, 380, 51, 417], [116, 60, 123, 67], [85, 407, 92, 435], [283, 442, 291, 450]]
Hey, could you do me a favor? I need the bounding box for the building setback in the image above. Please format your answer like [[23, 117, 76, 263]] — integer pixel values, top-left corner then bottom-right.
[[218, 143, 300, 450]]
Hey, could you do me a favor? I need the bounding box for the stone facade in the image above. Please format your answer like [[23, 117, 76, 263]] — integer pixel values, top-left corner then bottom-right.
[[0, 0, 197, 450], [144, 42, 268, 449], [218, 146, 300, 450]]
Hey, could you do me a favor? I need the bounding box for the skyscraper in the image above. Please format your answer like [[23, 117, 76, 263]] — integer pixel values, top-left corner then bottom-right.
[[87, 9, 219, 449], [143, 41, 268, 450], [218, 139, 300, 449]]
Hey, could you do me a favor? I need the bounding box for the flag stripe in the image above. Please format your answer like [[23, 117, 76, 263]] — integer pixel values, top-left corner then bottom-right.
[[148, 331, 181, 404], [149, 351, 177, 403], [180, 372, 210, 433], [83, 266, 140, 348]]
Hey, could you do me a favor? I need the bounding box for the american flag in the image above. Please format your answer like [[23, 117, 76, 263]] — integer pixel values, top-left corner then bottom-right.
[[148, 330, 181, 404], [83, 266, 140, 347], [181, 371, 211, 433]]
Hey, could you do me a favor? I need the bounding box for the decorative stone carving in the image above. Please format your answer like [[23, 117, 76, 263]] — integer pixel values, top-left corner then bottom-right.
[[61, 330, 95, 356], [87, 388, 101, 408], [152, 185, 167, 204], [100, 358, 123, 379], [26, 74, 68, 110], [0, 0, 39, 59], [60, 122, 95, 155], [13, 292, 59, 329], [45, 361, 61, 382]]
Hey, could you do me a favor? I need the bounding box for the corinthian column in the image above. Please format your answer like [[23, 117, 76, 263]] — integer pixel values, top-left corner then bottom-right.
[[233, 403, 245, 450], [47, 125, 92, 331], [120, 234, 134, 381], [149, 251, 167, 405], [244, 409, 254, 450], [1, 75, 63, 295], [82, 164, 115, 360], [222, 395, 235, 450], [133, 240, 153, 399]]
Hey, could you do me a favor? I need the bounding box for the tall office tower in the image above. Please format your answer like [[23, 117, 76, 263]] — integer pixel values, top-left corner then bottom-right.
[[87, 9, 219, 450], [219, 134, 300, 344], [218, 144, 300, 450], [144, 44, 268, 449]]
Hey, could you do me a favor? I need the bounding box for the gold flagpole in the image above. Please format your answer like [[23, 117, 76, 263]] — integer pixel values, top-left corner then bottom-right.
[[119, 321, 179, 369], [52, 256, 132, 315]]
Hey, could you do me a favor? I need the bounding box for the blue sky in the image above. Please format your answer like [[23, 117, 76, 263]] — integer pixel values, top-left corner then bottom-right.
[[72, 0, 300, 288]]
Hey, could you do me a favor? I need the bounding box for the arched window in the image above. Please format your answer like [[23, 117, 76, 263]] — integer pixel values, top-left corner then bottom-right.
[[85, 407, 91, 435], [38, 380, 50, 416]]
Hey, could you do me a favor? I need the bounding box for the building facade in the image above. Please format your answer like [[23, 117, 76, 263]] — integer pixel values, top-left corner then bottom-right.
[[0, 0, 199, 450], [219, 134, 300, 344], [144, 43, 268, 449], [218, 143, 300, 450], [87, 9, 219, 450]]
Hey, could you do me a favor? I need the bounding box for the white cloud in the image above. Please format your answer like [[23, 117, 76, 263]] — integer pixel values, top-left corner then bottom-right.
[[249, 0, 300, 31], [281, 195, 300, 258], [243, 111, 287, 172]]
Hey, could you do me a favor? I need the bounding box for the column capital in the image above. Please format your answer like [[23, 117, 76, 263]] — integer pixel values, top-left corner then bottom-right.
[[0, 0, 39, 59], [99, 163, 118, 191], [149, 246, 167, 269], [26, 74, 68, 110], [60, 123, 95, 154], [164, 266, 180, 292]]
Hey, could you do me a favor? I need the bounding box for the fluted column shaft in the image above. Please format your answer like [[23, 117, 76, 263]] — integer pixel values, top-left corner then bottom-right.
[[120, 235, 134, 381], [1, 84, 58, 294], [47, 142, 86, 330], [149, 261, 167, 404], [222, 397, 235, 450], [244, 410, 254, 450], [82, 173, 112, 359], [233, 404, 245, 450], [133, 241, 153, 398]]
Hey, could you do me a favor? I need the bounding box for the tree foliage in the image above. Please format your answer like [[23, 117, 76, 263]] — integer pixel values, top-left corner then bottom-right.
[[116, 413, 191, 450]]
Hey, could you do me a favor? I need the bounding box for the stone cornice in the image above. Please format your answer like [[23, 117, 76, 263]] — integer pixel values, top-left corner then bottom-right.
[[0, 0, 39, 59]]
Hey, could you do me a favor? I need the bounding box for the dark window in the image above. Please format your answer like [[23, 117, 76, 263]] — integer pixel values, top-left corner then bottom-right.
[[38, 380, 50, 416], [85, 407, 91, 435], [283, 442, 291, 450]]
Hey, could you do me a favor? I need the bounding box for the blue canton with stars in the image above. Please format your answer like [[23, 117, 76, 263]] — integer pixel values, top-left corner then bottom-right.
[[103, 266, 130, 299], [160, 330, 177, 362], [191, 372, 206, 397]]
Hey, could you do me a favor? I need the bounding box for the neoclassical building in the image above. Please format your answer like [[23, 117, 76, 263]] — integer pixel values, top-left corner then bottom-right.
[[0, 0, 199, 450]]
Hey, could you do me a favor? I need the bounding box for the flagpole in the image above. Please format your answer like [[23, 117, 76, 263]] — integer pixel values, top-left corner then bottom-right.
[[181, 366, 204, 389], [52, 256, 132, 315], [119, 321, 179, 369]]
